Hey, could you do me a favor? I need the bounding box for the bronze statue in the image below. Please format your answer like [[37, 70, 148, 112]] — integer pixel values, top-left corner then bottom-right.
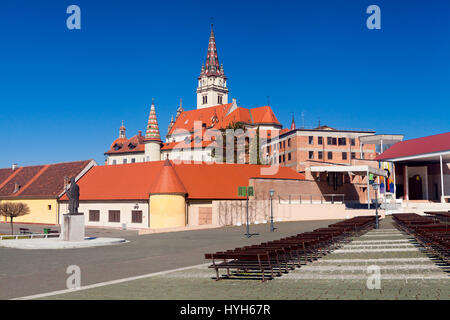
[[67, 177, 80, 214]]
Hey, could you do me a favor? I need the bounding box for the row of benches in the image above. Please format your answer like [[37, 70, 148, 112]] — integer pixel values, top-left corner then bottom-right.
[[205, 216, 376, 282], [425, 210, 450, 223], [392, 213, 449, 264]]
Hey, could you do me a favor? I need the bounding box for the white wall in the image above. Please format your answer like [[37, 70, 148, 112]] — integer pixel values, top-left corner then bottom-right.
[[107, 153, 145, 165], [163, 148, 214, 162], [59, 201, 149, 229]]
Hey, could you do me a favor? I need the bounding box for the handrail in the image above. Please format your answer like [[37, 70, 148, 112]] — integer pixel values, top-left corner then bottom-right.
[[278, 194, 345, 204], [0, 233, 60, 240]]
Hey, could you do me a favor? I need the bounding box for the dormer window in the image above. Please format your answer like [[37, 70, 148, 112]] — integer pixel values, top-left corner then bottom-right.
[[184, 137, 191, 144], [128, 143, 136, 149], [194, 136, 202, 143], [113, 144, 122, 151]]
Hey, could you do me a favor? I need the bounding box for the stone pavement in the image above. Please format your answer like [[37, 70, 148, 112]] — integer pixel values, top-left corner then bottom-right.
[[42, 217, 449, 300], [1, 219, 337, 299]]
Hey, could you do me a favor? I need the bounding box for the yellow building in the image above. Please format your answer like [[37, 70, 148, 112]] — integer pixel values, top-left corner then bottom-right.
[[0, 160, 95, 225]]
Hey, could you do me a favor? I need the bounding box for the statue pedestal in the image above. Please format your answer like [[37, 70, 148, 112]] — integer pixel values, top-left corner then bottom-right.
[[61, 213, 85, 241]]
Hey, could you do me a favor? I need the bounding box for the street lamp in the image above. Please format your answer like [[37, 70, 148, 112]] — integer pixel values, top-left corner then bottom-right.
[[372, 183, 380, 229], [269, 189, 275, 232]]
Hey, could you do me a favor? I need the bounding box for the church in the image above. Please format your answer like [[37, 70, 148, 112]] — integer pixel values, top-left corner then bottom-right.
[[104, 26, 282, 165]]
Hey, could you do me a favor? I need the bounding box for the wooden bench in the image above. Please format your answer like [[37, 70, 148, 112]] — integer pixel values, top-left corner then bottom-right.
[[393, 213, 449, 264], [205, 215, 376, 282], [19, 228, 32, 235]]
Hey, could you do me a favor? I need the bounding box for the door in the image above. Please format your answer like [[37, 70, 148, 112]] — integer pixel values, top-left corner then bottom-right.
[[198, 207, 212, 225], [409, 175, 423, 200]]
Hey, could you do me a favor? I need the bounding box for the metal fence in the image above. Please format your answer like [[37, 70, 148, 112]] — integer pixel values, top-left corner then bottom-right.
[[278, 194, 345, 205], [0, 233, 60, 240]]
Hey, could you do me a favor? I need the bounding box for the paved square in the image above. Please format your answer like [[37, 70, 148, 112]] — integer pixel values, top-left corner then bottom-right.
[[32, 218, 449, 300]]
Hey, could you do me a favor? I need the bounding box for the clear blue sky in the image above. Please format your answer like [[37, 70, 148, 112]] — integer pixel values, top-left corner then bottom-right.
[[0, 0, 449, 167]]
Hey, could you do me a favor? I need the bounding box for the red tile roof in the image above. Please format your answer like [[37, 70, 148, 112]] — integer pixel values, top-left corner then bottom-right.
[[105, 133, 146, 155], [376, 132, 450, 161], [0, 168, 14, 186], [61, 161, 305, 201], [148, 159, 187, 194], [0, 160, 94, 199], [250, 106, 279, 124], [168, 103, 281, 136]]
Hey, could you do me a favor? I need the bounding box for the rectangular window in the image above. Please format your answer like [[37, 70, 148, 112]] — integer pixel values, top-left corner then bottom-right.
[[279, 155, 281, 163], [338, 138, 347, 146], [89, 210, 100, 222], [288, 152, 291, 161], [309, 151, 314, 159], [123, 159, 127, 164], [112, 160, 117, 165], [279, 142, 282, 149], [308, 136, 314, 144], [283, 141, 285, 148], [131, 158, 136, 163], [318, 137, 323, 145], [282, 154, 285, 162], [328, 152, 333, 160], [203, 96, 207, 104], [350, 138, 356, 146], [342, 152, 347, 160], [288, 138, 291, 147], [351, 152, 356, 159], [108, 210, 120, 223], [318, 151, 323, 160], [332, 137, 337, 145], [132, 210, 143, 223], [267, 146, 271, 154], [218, 96, 222, 104]]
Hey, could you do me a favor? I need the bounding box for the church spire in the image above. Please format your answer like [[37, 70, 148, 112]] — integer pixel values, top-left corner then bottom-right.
[[290, 114, 296, 130], [196, 25, 229, 109], [145, 99, 161, 141], [200, 24, 224, 77]]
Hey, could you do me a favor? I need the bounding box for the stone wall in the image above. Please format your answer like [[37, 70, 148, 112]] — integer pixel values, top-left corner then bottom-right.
[[212, 199, 384, 227]]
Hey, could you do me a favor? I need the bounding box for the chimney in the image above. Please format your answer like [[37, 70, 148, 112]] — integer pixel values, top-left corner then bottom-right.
[[138, 130, 142, 136], [13, 183, 20, 193], [12, 163, 18, 171]]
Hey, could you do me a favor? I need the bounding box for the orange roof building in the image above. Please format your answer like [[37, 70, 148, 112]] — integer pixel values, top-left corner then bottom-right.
[[0, 160, 96, 225], [58, 160, 306, 230]]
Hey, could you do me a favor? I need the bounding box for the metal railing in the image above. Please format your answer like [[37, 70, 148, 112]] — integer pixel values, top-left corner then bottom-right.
[[278, 194, 345, 205], [0, 233, 60, 240]]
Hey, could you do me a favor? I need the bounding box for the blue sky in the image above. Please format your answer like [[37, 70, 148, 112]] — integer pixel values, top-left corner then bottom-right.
[[0, 0, 449, 167]]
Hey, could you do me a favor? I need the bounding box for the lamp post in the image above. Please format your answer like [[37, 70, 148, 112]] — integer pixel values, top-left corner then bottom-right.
[[269, 189, 275, 232], [372, 183, 380, 229], [245, 192, 250, 238]]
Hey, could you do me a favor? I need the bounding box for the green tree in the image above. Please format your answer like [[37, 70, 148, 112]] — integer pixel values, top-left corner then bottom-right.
[[0, 202, 31, 235]]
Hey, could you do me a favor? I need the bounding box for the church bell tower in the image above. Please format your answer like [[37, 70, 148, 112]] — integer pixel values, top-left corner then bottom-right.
[[196, 24, 228, 109]]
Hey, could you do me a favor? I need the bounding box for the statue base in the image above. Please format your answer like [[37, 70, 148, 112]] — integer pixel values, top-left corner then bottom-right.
[[61, 213, 85, 241]]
